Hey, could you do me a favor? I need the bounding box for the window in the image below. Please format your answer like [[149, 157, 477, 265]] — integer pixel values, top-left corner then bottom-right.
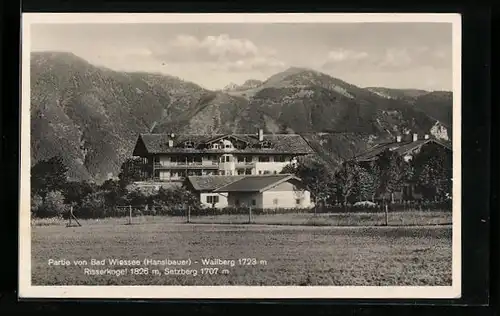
[[261, 141, 271, 148], [275, 155, 287, 162], [263, 170, 271, 175], [258, 170, 262, 175], [295, 199, 301, 205], [225, 144, 231, 148], [184, 141, 194, 148], [206, 195, 219, 204], [237, 156, 245, 163], [245, 169, 252, 175], [227, 170, 233, 175], [258, 156, 270, 162], [212, 143, 219, 149], [252, 199, 256, 206], [273, 198, 279, 205], [273, 171, 278, 174], [237, 169, 245, 175]]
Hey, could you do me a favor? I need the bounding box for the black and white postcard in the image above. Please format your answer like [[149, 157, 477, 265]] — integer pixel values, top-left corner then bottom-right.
[[19, 13, 462, 299]]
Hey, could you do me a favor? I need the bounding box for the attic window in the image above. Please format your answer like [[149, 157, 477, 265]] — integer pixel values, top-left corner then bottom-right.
[[261, 141, 271, 148], [184, 141, 194, 148]]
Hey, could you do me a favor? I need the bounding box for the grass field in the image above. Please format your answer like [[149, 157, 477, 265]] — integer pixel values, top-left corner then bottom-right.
[[33, 211, 452, 227], [31, 216, 452, 286]]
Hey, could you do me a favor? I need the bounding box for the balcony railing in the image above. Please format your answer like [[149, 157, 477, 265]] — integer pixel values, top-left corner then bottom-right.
[[154, 162, 218, 169], [235, 161, 255, 166]]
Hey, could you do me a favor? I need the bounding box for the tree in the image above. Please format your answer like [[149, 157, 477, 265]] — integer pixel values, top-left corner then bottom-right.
[[152, 186, 201, 214], [280, 163, 297, 175], [35, 190, 67, 218], [31, 156, 69, 201], [80, 191, 107, 218], [374, 149, 412, 203], [100, 178, 127, 207], [31, 194, 43, 216], [413, 146, 452, 200], [124, 188, 149, 206], [63, 180, 96, 206], [118, 157, 146, 188], [357, 163, 380, 202], [282, 156, 336, 207], [334, 161, 362, 207]]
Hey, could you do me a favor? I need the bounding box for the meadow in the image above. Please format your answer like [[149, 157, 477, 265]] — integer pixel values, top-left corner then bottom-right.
[[31, 215, 453, 286]]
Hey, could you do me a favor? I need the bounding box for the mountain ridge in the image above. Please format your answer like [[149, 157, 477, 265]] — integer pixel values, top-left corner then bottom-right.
[[30, 51, 453, 182]]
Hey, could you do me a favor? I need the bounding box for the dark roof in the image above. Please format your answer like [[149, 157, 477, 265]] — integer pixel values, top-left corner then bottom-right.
[[354, 138, 452, 162], [187, 175, 246, 192], [213, 174, 300, 193], [134, 133, 314, 155]]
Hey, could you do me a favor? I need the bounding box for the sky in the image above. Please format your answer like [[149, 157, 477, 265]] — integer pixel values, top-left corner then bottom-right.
[[30, 22, 454, 91]]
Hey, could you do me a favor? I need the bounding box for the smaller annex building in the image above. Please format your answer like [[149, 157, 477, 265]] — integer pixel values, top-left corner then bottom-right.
[[186, 174, 314, 209]]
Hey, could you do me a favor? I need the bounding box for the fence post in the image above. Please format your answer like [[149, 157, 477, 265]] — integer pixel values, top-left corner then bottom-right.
[[187, 206, 191, 223], [248, 207, 252, 224], [384, 203, 389, 226], [128, 205, 132, 225], [69, 206, 72, 226]]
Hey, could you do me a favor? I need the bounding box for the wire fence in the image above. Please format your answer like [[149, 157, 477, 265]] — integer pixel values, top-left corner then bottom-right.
[[53, 201, 452, 227]]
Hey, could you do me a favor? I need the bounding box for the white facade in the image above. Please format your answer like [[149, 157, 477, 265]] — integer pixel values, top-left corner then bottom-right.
[[225, 179, 314, 209], [153, 138, 296, 180], [199, 192, 229, 208]]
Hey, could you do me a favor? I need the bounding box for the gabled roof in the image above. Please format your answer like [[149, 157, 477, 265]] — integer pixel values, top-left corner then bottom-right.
[[354, 138, 452, 162], [187, 175, 246, 192], [204, 134, 251, 144], [213, 174, 301, 193], [133, 133, 314, 155]]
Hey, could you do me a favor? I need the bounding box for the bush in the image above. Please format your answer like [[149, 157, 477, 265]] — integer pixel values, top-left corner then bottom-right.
[[63, 180, 96, 206], [34, 190, 67, 218], [76, 191, 108, 219], [31, 194, 43, 215], [124, 188, 150, 206]]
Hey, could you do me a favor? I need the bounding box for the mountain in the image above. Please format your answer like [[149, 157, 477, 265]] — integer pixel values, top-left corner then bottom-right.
[[222, 82, 239, 91], [31, 53, 453, 182], [366, 87, 430, 100], [153, 66, 451, 167], [31, 51, 211, 182], [366, 87, 453, 129], [222, 79, 263, 93]]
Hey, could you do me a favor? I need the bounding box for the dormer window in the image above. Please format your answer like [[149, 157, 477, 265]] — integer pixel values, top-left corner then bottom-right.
[[184, 141, 194, 148], [212, 143, 219, 149], [261, 141, 271, 148]]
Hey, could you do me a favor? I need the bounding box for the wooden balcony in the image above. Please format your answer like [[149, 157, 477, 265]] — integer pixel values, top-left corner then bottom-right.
[[154, 162, 218, 169], [235, 161, 255, 167]]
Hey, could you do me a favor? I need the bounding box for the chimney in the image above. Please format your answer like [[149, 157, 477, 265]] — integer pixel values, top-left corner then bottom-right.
[[396, 135, 402, 143], [258, 129, 264, 141], [413, 133, 418, 142], [424, 134, 430, 140]]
